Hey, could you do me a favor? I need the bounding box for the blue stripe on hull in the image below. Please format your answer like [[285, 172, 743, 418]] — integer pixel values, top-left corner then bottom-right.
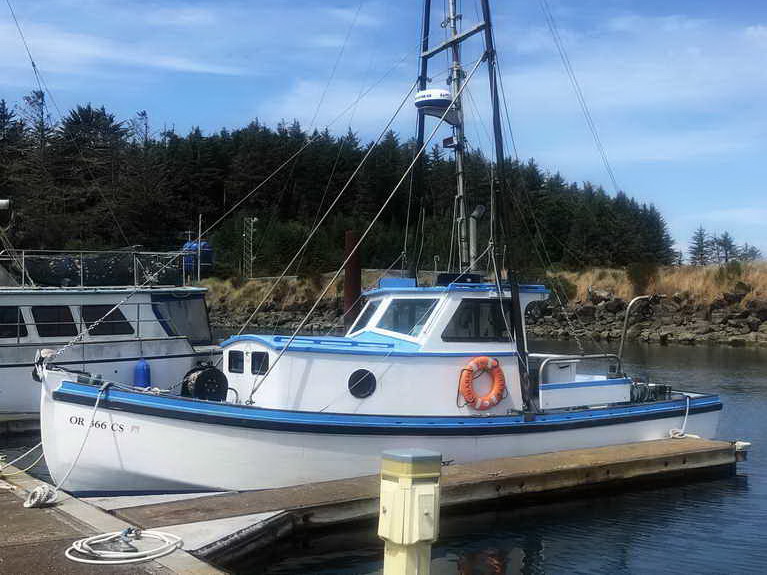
[[52, 380, 722, 437]]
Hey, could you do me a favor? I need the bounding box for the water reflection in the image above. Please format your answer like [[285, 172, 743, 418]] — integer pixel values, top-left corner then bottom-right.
[[249, 341, 763, 574]]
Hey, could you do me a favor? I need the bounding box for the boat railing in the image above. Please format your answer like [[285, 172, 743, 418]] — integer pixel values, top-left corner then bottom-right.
[[533, 353, 624, 384], [0, 248, 210, 288]]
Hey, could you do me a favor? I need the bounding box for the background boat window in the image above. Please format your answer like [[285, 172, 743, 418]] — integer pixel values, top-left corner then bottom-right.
[[251, 352, 269, 375], [349, 300, 380, 332], [31, 305, 78, 337], [81, 305, 134, 336], [228, 350, 244, 373], [377, 298, 438, 336], [442, 299, 513, 342], [151, 293, 213, 345], [0, 306, 28, 338]]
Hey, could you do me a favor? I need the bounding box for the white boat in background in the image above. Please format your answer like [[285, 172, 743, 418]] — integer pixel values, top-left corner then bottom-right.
[[0, 249, 220, 422], [37, 0, 722, 495]]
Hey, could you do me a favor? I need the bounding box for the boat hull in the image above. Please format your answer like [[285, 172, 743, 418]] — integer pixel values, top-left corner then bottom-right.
[[41, 376, 722, 495]]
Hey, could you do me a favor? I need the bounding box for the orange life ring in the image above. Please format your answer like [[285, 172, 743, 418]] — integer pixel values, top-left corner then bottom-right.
[[459, 356, 506, 410]]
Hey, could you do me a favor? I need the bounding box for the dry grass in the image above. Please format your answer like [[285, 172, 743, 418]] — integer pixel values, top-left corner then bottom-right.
[[558, 262, 767, 304]]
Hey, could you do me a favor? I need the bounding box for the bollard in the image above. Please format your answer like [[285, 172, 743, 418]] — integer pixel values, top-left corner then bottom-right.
[[378, 449, 441, 575]]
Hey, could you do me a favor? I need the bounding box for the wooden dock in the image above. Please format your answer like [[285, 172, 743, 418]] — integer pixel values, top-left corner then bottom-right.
[[0, 437, 744, 571]]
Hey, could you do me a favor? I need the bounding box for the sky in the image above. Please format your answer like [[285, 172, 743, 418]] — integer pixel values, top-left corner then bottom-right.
[[1, 0, 765, 257]]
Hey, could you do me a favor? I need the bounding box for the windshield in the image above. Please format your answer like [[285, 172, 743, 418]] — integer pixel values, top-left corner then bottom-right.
[[377, 298, 438, 337], [349, 300, 380, 333]]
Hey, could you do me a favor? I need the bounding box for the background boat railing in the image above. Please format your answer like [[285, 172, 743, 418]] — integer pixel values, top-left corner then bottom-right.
[[0, 248, 212, 288]]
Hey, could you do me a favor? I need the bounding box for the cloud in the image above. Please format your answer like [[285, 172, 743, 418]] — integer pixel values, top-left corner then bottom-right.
[[0, 21, 242, 79]]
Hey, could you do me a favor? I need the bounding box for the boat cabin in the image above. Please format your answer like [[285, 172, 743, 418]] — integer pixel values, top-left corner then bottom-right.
[[222, 278, 560, 416]]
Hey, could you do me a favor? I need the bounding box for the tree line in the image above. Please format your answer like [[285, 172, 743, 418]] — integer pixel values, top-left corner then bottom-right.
[[687, 226, 761, 266], [0, 91, 677, 277]]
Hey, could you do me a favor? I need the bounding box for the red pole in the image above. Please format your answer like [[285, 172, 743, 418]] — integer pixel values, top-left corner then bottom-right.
[[344, 230, 362, 330]]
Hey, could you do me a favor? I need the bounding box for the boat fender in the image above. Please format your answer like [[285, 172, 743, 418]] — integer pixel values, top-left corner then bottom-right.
[[182, 365, 228, 402], [459, 356, 506, 410], [133, 358, 151, 388]]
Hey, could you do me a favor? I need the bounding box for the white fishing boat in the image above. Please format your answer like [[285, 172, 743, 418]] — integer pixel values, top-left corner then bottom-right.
[[37, 0, 721, 496]]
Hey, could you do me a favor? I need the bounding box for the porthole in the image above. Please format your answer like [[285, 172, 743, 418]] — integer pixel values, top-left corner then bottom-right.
[[348, 369, 376, 399]]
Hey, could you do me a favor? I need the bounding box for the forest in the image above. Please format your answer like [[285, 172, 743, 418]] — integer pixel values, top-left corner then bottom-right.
[[0, 91, 678, 278]]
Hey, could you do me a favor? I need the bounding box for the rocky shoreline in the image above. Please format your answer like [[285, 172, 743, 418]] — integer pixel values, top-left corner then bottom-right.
[[527, 287, 767, 347], [208, 288, 767, 347]]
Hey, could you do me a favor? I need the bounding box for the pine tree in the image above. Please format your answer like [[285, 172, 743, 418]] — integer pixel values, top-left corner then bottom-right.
[[715, 231, 736, 263], [688, 226, 710, 266]]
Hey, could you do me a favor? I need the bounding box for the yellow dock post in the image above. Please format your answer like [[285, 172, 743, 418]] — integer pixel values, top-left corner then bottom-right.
[[378, 449, 442, 575]]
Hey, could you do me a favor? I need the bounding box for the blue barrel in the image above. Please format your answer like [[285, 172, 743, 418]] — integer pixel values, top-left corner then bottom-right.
[[133, 358, 151, 388]]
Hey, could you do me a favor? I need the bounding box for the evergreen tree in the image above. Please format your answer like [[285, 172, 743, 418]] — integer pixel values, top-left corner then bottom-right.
[[688, 226, 710, 266], [715, 231, 737, 263]]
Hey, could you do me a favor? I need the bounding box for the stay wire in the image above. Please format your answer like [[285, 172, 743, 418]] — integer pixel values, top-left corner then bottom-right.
[[539, 0, 620, 193], [248, 56, 487, 402], [236, 79, 420, 336], [6, 0, 131, 247]]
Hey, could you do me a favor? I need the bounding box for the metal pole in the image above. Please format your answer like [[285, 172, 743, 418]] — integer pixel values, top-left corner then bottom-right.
[[479, 0, 509, 242], [197, 214, 202, 283], [448, 0, 469, 271], [409, 0, 432, 277]]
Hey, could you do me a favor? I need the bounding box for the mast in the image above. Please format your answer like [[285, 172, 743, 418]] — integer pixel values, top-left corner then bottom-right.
[[479, 0, 531, 408], [447, 0, 469, 271], [416, 0, 533, 410]]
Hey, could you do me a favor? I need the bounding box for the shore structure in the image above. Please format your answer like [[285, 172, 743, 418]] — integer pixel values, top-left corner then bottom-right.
[[0, 437, 747, 572]]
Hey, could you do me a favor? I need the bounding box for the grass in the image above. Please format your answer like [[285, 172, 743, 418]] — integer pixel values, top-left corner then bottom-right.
[[201, 262, 767, 315], [557, 262, 767, 304]]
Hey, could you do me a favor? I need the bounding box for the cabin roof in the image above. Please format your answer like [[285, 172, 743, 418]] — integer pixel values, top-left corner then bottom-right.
[[362, 282, 549, 297]]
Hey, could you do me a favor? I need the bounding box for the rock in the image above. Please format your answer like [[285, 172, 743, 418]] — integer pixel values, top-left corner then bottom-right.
[[711, 311, 730, 325], [692, 322, 712, 335], [759, 323, 767, 334], [734, 281, 752, 296], [723, 292, 745, 305], [747, 316, 761, 332], [576, 303, 596, 319], [588, 288, 612, 304], [604, 298, 626, 313], [746, 299, 767, 322]]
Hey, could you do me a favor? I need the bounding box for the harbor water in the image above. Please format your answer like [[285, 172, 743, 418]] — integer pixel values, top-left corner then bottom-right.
[[2, 340, 763, 574], [236, 340, 765, 574]]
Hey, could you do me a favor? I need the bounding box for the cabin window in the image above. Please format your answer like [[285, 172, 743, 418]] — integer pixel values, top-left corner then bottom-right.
[[31, 306, 78, 338], [81, 305, 134, 336], [349, 300, 380, 333], [251, 352, 269, 375], [377, 298, 438, 336], [442, 299, 513, 342], [228, 350, 244, 374], [0, 306, 28, 339], [151, 293, 212, 345]]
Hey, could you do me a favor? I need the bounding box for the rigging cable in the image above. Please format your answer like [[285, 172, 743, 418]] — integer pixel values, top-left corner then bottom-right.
[[538, 0, 620, 193], [248, 55, 487, 402], [5, 0, 132, 247], [236, 79, 421, 336], [45, 42, 423, 364]]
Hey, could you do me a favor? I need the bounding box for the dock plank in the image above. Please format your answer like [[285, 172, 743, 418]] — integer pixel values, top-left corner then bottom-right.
[[114, 438, 735, 529]]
